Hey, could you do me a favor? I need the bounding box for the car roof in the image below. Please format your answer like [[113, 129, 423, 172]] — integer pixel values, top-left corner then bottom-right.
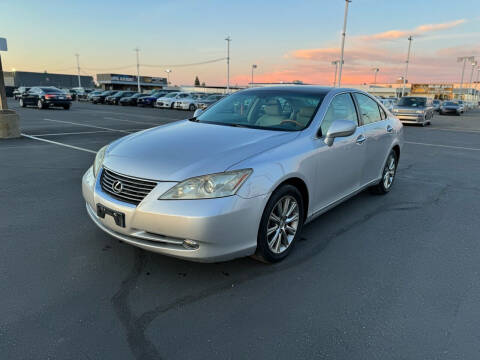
[[239, 85, 332, 96]]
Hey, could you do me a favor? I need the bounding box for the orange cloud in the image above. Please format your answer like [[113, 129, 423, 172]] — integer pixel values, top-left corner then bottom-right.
[[361, 19, 466, 41]]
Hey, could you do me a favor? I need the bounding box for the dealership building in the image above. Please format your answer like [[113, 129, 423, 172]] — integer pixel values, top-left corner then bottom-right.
[[96, 73, 169, 91], [2, 71, 94, 90]]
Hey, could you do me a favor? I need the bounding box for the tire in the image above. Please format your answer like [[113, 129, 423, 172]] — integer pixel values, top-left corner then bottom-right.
[[170, 103, 175, 109], [370, 150, 398, 195], [189, 104, 196, 111], [63, 104, 70, 110], [253, 184, 304, 263], [37, 99, 45, 109], [19, 99, 25, 108]]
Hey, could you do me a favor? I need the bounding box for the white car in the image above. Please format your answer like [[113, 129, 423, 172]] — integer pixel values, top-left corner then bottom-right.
[[379, 98, 396, 112], [155, 92, 192, 109], [174, 94, 208, 111]]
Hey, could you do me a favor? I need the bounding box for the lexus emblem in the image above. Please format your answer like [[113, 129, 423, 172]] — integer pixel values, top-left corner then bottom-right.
[[112, 180, 123, 194]]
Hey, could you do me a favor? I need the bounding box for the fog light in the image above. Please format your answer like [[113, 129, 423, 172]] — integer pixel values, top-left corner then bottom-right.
[[183, 239, 199, 250]]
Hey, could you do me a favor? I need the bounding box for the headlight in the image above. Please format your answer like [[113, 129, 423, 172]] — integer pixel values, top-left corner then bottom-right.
[[392, 108, 399, 113], [415, 110, 425, 114], [159, 169, 252, 200], [93, 145, 108, 178]]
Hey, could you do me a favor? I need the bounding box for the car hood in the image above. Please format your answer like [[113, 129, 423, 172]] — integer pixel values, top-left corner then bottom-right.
[[103, 120, 299, 181]]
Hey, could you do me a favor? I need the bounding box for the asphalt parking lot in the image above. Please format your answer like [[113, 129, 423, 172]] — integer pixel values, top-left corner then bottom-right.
[[1, 99, 480, 360]]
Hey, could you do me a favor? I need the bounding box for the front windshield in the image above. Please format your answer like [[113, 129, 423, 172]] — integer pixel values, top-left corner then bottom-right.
[[397, 97, 426, 107], [443, 102, 457, 106], [164, 93, 178, 98], [195, 90, 325, 131]]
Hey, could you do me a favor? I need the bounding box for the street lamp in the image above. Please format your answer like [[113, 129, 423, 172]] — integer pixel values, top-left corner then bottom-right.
[[457, 56, 475, 89], [251, 64, 257, 87], [401, 36, 413, 97], [165, 69, 172, 85], [371, 68, 380, 85], [468, 60, 477, 88], [337, 0, 352, 87], [134, 47, 141, 93], [331, 60, 342, 87], [225, 36, 231, 92]]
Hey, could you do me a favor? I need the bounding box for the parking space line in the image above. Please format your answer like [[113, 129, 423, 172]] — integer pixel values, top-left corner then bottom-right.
[[426, 127, 480, 134], [33, 129, 146, 137], [21, 133, 97, 154], [405, 141, 480, 151], [43, 118, 131, 133], [78, 108, 181, 121], [104, 117, 159, 125]]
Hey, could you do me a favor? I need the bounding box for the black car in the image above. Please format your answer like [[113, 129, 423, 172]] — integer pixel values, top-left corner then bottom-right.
[[105, 91, 137, 105], [119, 93, 143, 106], [91, 90, 117, 104], [13, 87, 31, 100], [439, 101, 462, 115], [19, 87, 72, 110], [137, 92, 167, 107]]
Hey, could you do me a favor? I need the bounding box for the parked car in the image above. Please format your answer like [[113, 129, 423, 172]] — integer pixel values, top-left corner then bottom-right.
[[137, 92, 167, 107], [154, 92, 190, 108], [105, 91, 137, 105], [19, 87, 72, 110], [456, 100, 467, 112], [13, 87, 31, 100], [378, 98, 395, 112], [119, 93, 143, 106], [195, 94, 226, 110], [87, 90, 104, 101], [391, 96, 434, 126], [82, 86, 403, 263], [72, 87, 93, 101], [174, 94, 208, 111], [91, 90, 118, 104], [439, 101, 462, 115]]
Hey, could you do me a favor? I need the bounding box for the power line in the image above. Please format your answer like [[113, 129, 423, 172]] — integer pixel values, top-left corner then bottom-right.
[[141, 57, 226, 68]]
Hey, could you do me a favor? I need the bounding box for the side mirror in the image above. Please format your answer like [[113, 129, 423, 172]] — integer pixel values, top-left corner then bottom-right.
[[193, 108, 204, 118], [324, 119, 357, 147]]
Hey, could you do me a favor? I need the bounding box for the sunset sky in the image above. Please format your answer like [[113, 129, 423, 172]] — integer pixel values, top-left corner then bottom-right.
[[1, 0, 479, 86]]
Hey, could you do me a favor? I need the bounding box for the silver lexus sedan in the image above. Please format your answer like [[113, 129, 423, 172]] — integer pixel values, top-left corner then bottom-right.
[[82, 86, 404, 263]]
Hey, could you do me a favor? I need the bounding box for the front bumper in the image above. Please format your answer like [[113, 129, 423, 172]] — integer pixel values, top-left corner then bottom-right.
[[155, 101, 172, 108], [395, 113, 426, 123], [82, 167, 267, 262], [174, 102, 191, 110]]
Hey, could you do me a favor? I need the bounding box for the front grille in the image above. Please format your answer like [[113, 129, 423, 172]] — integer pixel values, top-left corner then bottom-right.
[[101, 168, 157, 205]]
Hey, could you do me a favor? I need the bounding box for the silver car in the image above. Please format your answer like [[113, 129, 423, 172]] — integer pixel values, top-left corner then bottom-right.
[[155, 92, 191, 109], [82, 86, 403, 263], [392, 96, 434, 126]]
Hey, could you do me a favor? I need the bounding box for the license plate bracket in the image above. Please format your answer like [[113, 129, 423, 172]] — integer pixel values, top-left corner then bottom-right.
[[97, 204, 126, 227]]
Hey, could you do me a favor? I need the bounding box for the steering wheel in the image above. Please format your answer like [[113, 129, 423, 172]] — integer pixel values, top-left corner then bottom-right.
[[280, 119, 303, 127]]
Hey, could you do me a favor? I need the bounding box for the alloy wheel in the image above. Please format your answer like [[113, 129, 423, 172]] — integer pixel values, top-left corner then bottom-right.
[[266, 195, 299, 254], [383, 153, 396, 189]]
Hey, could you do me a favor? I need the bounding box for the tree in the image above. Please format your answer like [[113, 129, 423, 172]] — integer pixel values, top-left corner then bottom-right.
[[194, 76, 200, 86]]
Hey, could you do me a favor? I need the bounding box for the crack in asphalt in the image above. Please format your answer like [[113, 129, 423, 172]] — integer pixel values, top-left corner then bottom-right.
[[112, 183, 451, 360]]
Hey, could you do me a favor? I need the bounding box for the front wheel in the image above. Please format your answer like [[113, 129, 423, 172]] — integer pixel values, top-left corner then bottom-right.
[[253, 185, 304, 263], [37, 100, 45, 109], [370, 150, 397, 195], [189, 104, 196, 111]]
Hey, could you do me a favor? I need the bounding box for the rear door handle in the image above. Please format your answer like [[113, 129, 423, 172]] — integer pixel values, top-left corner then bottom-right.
[[386, 125, 393, 133], [356, 135, 366, 144]]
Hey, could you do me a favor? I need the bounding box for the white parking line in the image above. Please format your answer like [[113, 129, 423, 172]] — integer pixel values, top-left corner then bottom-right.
[[104, 117, 159, 125], [426, 127, 480, 134], [79, 108, 181, 120], [43, 118, 131, 133], [21, 133, 97, 154], [33, 129, 145, 137], [405, 141, 480, 151]]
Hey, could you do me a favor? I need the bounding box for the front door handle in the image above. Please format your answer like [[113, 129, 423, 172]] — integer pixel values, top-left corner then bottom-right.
[[356, 134, 366, 144], [386, 125, 393, 133]]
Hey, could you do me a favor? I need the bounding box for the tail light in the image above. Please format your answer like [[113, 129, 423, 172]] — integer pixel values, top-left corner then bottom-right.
[[66, 95, 72, 99], [44, 94, 56, 99]]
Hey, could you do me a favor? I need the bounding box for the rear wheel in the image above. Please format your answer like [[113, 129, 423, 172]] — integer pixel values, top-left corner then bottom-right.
[[253, 185, 304, 263], [370, 150, 397, 195], [37, 99, 45, 109], [189, 104, 196, 111], [63, 104, 70, 110]]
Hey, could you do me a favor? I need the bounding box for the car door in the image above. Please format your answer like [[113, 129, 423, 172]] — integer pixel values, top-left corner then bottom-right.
[[353, 92, 391, 186], [311, 92, 366, 212]]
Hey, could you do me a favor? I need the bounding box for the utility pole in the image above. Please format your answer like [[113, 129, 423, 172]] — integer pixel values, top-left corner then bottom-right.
[[337, 0, 351, 87], [75, 53, 81, 88], [372, 68, 380, 85], [251, 64, 257, 87], [468, 59, 477, 88], [134, 47, 141, 93], [457, 56, 474, 89], [401, 36, 413, 97], [225, 36, 231, 92], [165, 69, 172, 85]]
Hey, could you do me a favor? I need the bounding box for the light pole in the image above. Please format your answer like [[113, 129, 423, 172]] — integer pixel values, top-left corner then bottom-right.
[[457, 56, 474, 90], [225, 36, 231, 92], [251, 64, 257, 87], [337, 0, 351, 87], [331, 60, 340, 87], [371, 68, 380, 85], [401, 36, 413, 97], [475, 67, 480, 101], [75, 53, 81, 88], [468, 59, 477, 88], [165, 69, 172, 85], [134, 47, 141, 93]]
